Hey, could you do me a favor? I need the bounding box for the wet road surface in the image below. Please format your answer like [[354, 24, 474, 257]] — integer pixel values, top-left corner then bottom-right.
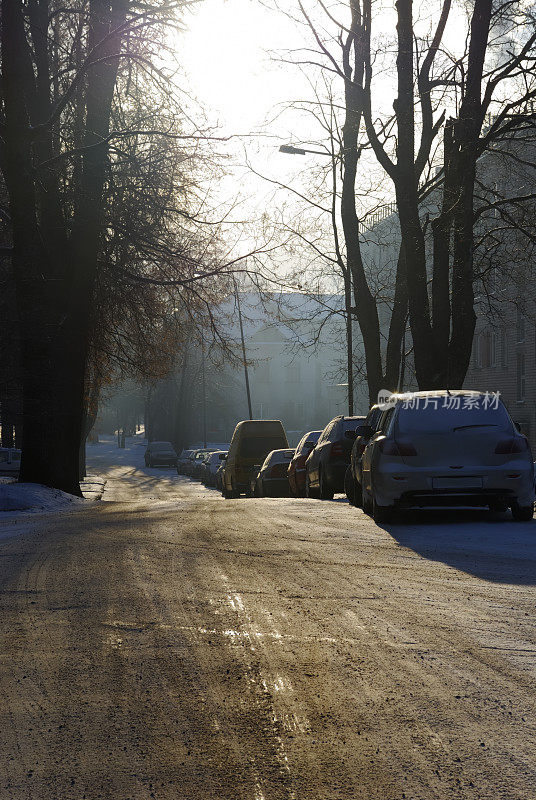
[[1, 439, 536, 799]]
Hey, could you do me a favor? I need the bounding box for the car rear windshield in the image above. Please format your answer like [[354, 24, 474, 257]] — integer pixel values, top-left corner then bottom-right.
[[397, 397, 512, 434], [342, 419, 364, 434], [240, 436, 287, 459], [152, 442, 174, 451]]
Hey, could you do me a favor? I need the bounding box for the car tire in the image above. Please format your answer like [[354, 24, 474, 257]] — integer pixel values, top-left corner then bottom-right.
[[344, 467, 356, 506], [305, 473, 318, 499], [372, 495, 393, 524], [511, 502, 534, 521], [361, 483, 373, 515], [319, 469, 334, 501]]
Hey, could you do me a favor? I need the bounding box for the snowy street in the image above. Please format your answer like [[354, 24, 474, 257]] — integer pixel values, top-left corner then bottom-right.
[[1, 438, 536, 799]]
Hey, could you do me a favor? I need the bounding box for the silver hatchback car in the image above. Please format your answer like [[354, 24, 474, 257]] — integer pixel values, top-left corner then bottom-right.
[[361, 390, 534, 523]]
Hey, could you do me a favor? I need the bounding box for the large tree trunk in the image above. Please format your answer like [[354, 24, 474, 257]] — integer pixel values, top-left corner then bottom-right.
[[383, 245, 408, 390], [447, 0, 492, 386], [340, 2, 386, 407], [1, 0, 126, 494], [393, 0, 438, 389]]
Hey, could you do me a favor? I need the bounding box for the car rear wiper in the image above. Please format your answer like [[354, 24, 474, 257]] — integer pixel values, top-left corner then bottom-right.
[[453, 423, 499, 432]]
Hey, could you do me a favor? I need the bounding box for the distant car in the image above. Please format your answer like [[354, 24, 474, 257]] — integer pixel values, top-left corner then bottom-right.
[[177, 449, 194, 475], [345, 404, 384, 506], [223, 420, 289, 498], [251, 449, 295, 497], [360, 390, 535, 523], [305, 415, 365, 499], [288, 431, 322, 497], [183, 450, 199, 476], [144, 441, 177, 467], [0, 448, 21, 476], [204, 451, 228, 487], [183, 449, 209, 477], [191, 450, 215, 479]]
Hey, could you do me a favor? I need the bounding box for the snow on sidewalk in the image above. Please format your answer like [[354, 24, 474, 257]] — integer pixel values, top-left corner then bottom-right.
[[0, 482, 88, 513]]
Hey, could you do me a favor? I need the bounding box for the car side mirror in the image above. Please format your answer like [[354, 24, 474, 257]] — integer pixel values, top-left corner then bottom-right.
[[355, 425, 373, 438]]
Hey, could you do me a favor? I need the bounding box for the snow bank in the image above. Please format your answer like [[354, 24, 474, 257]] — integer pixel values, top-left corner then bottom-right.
[[0, 482, 88, 513]]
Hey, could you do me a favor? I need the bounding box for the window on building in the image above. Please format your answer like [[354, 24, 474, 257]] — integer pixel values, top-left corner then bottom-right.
[[517, 306, 525, 343], [516, 352, 526, 401], [476, 332, 491, 368], [475, 333, 483, 368], [490, 331, 499, 367], [255, 361, 271, 383], [501, 328, 507, 368], [285, 363, 301, 383]]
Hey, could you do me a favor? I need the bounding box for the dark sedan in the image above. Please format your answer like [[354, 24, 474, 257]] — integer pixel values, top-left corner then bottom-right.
[[305, 415, 364, 499], [288, 430, 321, 497], [144, 441, 177, 467]]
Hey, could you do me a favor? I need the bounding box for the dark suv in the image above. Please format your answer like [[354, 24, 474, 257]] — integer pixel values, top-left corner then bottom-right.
[[305, 415, 365, 499], [345, 404, 384, 506]]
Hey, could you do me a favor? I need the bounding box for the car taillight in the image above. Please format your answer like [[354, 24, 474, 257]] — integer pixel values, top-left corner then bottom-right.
[[270, 463, 289, 478], [494, 436, 529, 454], [378, 439, 417, 456], [330, 442, 344, 459]]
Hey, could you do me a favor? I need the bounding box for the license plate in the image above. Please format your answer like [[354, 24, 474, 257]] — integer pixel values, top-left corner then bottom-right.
[[432, 476, 483, 489]]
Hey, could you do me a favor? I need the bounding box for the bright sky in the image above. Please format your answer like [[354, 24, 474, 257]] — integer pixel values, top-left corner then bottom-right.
[[178, 0, 472, 269], [181, 0, 305, 139]]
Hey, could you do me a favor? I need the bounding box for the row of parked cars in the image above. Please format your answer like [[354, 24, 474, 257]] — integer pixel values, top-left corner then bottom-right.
[[146, 389, 535, 522]]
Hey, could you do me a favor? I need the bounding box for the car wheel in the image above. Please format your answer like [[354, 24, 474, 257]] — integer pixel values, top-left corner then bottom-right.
[[319, 469, 334, 501], [344, 467, 356, 506], [361, 482, 373, 515], [305, 473, 318, 499], [372, 495, 393, 524], [511, 502, 534, 521]]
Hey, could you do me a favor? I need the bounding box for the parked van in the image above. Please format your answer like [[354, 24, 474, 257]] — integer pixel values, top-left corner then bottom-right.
[[222, 420, 289, 498]]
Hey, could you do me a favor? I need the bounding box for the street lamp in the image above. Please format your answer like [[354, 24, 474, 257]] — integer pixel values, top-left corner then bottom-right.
[[279, 144, 331, 157]]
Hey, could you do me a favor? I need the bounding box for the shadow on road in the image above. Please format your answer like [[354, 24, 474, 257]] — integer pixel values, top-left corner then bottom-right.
[[377, 508, 536, 585]]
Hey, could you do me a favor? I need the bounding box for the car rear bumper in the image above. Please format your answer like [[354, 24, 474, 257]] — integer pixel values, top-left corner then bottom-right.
[[262, 478, 290, 496], [372, 461, 535, 507], [324, 461, 348, 492], [293, 467, 306, 494]]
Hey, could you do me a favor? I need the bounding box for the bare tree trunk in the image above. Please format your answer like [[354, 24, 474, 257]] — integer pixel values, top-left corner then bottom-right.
[[340, 1, 386, 406], [383, 245, 408, 390], [430, 119, 456, 384], [1, 0, 127, 494], [393, 0, 439, 388], [447, 0, 492, 385]]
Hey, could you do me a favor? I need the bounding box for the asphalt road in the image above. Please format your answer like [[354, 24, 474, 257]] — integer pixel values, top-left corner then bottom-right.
[[1, 439, 536, 799]]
